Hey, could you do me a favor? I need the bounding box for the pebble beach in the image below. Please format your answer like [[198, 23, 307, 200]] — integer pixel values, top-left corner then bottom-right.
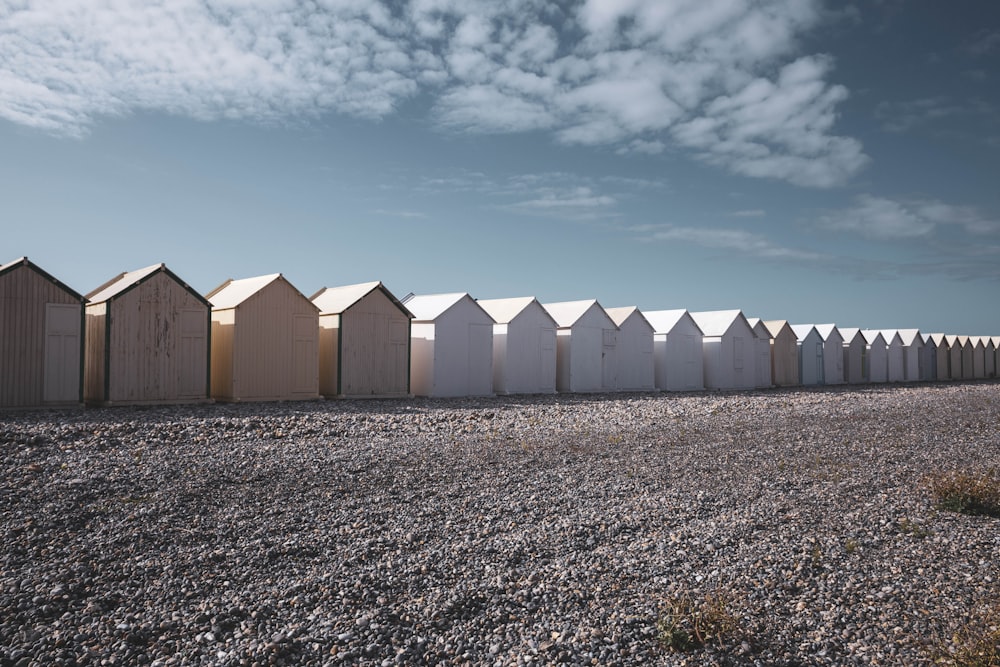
[[2, 382, 999, 666]]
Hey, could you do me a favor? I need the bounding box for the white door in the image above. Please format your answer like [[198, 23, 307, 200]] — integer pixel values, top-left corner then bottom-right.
[[540, 327, 556, 392], [44, 303, 80, 403], [468, 323, 493, 395], [602, 328, 617, 390]]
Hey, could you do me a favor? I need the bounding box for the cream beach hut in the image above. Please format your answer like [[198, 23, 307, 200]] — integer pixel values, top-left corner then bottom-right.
[[791, 324, 825, 386], [477, 297, 557, 395], [404, 293, 495, 398], [605, 307, 656, 392], [207, 273, 320, 402], [644, 309, 704, 392], [542, 300, 619, 393], [840, 328, 866, 384], [763, 320, 800, 387], [1, 257, 85, 408], [861, 330, 889, 383], [746, 318, 773, 389], [85, 263, 211, 406], [311, 281, 412, 398], [689, 310, 756, 390]]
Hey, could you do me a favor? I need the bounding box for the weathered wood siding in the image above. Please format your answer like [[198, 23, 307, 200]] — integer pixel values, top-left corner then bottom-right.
[[337, 290, 410, 397], [317, 313, 341, 397], [0, 264, 83, 407], [88, 271, 209, 404]]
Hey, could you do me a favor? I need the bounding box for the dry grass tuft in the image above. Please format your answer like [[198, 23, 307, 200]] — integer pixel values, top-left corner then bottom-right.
[[657, 588, 742, 652], [927, 468, 1000, 518]]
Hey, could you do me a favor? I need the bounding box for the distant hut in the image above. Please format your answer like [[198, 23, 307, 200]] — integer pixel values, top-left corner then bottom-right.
[[477, 297, 557, 395], [860, 330, 889, 383], [689, 310, 756, 390], [644, 309, 704, 392], [814, 324, 845, 385], [405, 293, 495, 398], [791, 324, 825, 386], [311, 281, 412, 398], [85, 263, 211, 406], [971, 337, 987, 379], [929, 334, 950, 380], [605, 307, 656, 392], [986, 338, 998, 379], [880, 330, 905, 383], [763, 320, 800, 387], [207, 273, 320, 402], [542, 300, 619, 393], [895, 329, 923, 382], [944, 335, 963, 380], [1, 257, 85, 408], [839, 328, 866, 384], [745, 318, 773, 389], [958, 336, 975, 380], [919, 333, 938, 381]]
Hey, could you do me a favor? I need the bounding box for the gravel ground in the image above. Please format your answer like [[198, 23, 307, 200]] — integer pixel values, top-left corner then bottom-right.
[[2, 382, 999, 666]]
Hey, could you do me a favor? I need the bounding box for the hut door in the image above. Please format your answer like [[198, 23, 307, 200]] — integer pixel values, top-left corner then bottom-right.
[[602, 328, 617, 390], [293, 314, 317, 394], [540, 328, 556, 391], [179, 310, 207, 398], [683, 335, 698, 388], [43, 304, 80, 403], [815, 342, 825, 384], [468, 323, 492, 395]]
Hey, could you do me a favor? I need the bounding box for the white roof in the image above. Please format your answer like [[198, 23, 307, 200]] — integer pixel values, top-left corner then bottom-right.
[[879, 329, 903, 344], [86, 263, 164, 303], [605, 306, 651, 329], [689, 310, 745, 337], [542, 299, 606, 328], [861, 329, 887, 345], [839, 327, 862, 342], [207, 273, 282, 309], [403, 292, 472, 321], [813, 324, 841, 342], [896, 329, 922, 346], [643, 309, 700, 335], [762, 320, 792, 338], [311, 281, 410, 317], [927, 333, 947, 346], [790, 324, 820, 341], [477, 297, 539, 325], [0, 256, 28, 272]]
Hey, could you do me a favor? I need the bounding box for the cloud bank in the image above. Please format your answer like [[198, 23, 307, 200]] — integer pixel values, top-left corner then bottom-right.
[[0, 0, 866, 187]]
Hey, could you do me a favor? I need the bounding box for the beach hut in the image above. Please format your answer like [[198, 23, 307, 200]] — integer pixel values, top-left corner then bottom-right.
[[971, 337, 987, 379], [0, 257, 85, 408], [839, 328, 866, 384], [860, 330, 889, 383], [311, 281, 412, 398], [542, 300, 619, 393], [689, 310, 756, 390], [746, 318, 773, 388], [605, 307, 656, 392], [992, 337, 1000, 378], [477, 297, 557, 395], [207, 273, 319, 402], [405, 293, 495, 398], [791, 324, 825, 386], [763, 320, 800, 387], [896, 329, 922, 382], [644, 309, 704, 392], [919, 333, 938, 381], [880, 330, 905, 383], [929, 334, 950, 380], [944, 335, 963, 380], [958, 336, 975, 380], [986, 338, 997, 379], [85, 263, 211, 406], [813, 324, 845, 385]]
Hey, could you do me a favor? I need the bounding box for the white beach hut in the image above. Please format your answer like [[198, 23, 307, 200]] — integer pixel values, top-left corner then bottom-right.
[[542, 300, 619, 393], [944, 335, 963, 379], [985, 338, 997, 379], [840, 328, 866, 384], [814, 324, 845, 385], [763, 320, 800, 387], [477, 297, 557, 395], [1, 257, 85, 408], [971, 337, 987, 379], [861, 330, 889, 383], [746, 318, 773, 389], [880, 330, 906, 383], [791, 324, 825, 386], [958, 336, 975, 380], [605, 307, 656, 392], [644, 309, 704, 392], [929, 334, 950, 380], [404, 293, 495, 398], [311, 281, 413, 398], [689, 310, 756, 390], [896, 329, 923, 382], [919, 333, 938, 381]]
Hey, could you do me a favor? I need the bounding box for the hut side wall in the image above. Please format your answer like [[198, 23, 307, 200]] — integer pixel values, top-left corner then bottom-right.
[[1, 266, 83, 407], [494, 309, 557, 395], [338, 290, 410, 397], [752, 328, 771, 389], [823, 334, 845, 385], [653, 320, 703, 392], [798, 333, 824, 386], [432, 300, 493, 398], [210, 309, 236, 399], [843, 338, 864, 384], [616, 315, 654, 392], [771, 331, 799, 387], [885, 340, 905, 383], [960, 344, 974, 380], [317, 313, 340, 397], [409, 322, 435, 397], [902, 343, 922, 382], [867, 344, 888, 383], [84, 304, 107, 403]]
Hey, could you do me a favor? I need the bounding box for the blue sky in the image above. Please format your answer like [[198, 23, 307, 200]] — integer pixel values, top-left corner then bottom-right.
[[2, 0, 998, 334]]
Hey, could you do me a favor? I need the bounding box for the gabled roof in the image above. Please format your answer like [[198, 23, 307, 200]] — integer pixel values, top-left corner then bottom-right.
[[0, 256, 84, 301], [928, 333, 947, 346], [763, 319, 794, 339], [860, 329, 887, 346], [605, 306, 652, 330], [689, 310, 748, 337], [879, 329, 903, 344], [310, 281, 412, 318], [896, 329, 922, 346], [813, 324, 842, 342], [207, 273, 314, 311], [542, 299, 612, 328], [87, 263, 208, 306], [745, 317, 772, 339], [790, 324, 820, 341], [403, 292, 492, 323], [971, 335, 986, 348], [839, 327, 863, 343], [643, 309, 702, 335], [991, 336, 1000, 348], [477, 297, 552, 326]]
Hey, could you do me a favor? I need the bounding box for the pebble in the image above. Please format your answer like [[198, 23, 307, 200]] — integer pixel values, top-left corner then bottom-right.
[[1, 383, 998, 665]]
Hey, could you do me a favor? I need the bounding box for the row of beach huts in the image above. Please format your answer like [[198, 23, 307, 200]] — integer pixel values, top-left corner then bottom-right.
[[1, 257, 998, 409]]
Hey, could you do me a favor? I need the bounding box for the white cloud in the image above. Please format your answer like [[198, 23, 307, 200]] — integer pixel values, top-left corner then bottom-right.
[[820, 195, 1000, 240], [634, 223, 824, 261], [0, 0, 866, 187]]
